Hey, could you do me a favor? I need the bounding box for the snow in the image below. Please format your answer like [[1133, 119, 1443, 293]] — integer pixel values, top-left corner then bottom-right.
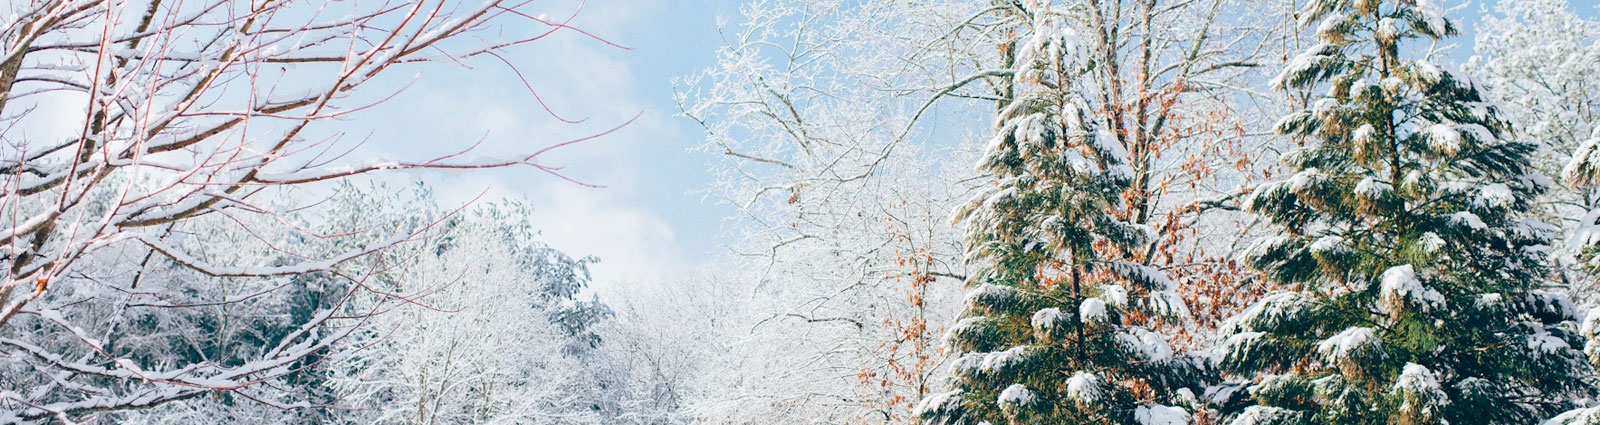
[[1352, 124, 1376, 145], [1244, 181, 1289, 212], [1119, 327, 1174, 362], [1476, 183, 1514, 208], [1220, 292, 1309, 336], [1108, 162, 1136, 182], [1392, 363, 1450, 417], [913, 390, 963, 417], [965, 283, 1016, 310], [1571, 207, 1600, 249], [997, 384, 1035, 409], [1066, 371, 1101, 403], [979, 346, 1032, 373], [1101, 284, 1130, 307], [1080, 298, 1108, 324], [1520, 172, 1556, 191], [1106, 261, 1176, 291], [1204, 384, 1243, 406], [950, 353, 986, 376], [1459, 123, 1495, 143], [1512, 218, 1560, 240], [1310, 235, 1346, 254], [1135, 404, 1190, 425], [1063, 148, 1095, 175], [1583, 308, 1600, 337], [1274, 112, 1313, 134], [1241, 235, 1289, 263], [1175, 388, 1197, 405], [1013, 16, 1088, 87], [1382, 76, 1407, 94], [1315, 326, 1381, 364], [1528, 326, 1572, 355], [1315, 14, 1347, 43], [1230, 406, 1291, 425], [1418, 0, 1450, 36], [1376, 18, 1400, 43], [1563, 132, 1600, 186], [1014, 113, 1048, 148], [1426, 123, 1463, 154], [1032, 307, 1065, 332], [1355, 176, 1391, 199], [1476, 293, 1506, 308], [1378, 264, 1446, 316], [1401, 169, 1426, 190], [1418, 232, 1445, 253], [1272, 41, 1339, 89], [137, 232, 413, 278], [1150, 290, 1191, 319], [1288, 168, 1326, 193], [1465, 101, 1494, 120], [1415, 61, 1447, 86], [982, 187, 1020, 210], [1449, 211, 1488, 231], [945, 317, 988, 345], [1312, 99, 1340, 116], [982, 132, 1009, 159], [1547, 407, 1600, 425], [1094, 128, 1130, 165]]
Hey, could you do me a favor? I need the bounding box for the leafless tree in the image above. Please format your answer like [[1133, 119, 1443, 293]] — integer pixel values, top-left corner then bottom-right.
[[677, 0, 1306, 423], [0, 0, 624, 421]]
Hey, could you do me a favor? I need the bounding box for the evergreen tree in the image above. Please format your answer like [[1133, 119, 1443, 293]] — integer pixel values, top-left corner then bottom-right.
[[1563, 126, 1600, 275], [1216, 1, 1595, 424], [1548, 126, 1600, 425], [916, 5, 1203, 424]]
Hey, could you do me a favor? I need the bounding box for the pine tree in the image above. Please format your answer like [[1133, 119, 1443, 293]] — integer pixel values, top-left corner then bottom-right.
[[916, 5, 1204, 424], [1548, 126, 1600, 425], [1563, 126, 1600, 275], [1215, 1, 1595, 424]]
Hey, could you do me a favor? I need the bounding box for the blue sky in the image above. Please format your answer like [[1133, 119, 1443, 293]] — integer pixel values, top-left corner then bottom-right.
[[343, 0, 1597, 292], [353, 0, 741, 290], [7, 0, 1587, 296]]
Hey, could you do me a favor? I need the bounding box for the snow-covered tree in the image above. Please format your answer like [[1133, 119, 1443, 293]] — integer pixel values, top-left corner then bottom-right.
[[0, 0, 627, 419], [677, 1, 983, 422], [915, 6, 1204, 424], [1216, 1, 1595, 423], [98, 183, 688, 424], [1564, 125, 1600, 305], [1061, 0, 1303, 351], [1469, 0, 1600, 299], [1472, 0, 1600, 188], [319, 191, 621, 424], [683, 0, 1305, 422]]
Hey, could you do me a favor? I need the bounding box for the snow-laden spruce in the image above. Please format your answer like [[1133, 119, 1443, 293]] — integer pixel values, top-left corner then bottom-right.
[[1213, 1, 1597, 424], [918, 6, 1202, 425], [1565, 125, 1600, 277]]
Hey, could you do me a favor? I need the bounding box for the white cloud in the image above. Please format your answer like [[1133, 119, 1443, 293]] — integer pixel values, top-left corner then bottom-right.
[[293, 0, 696, 294], [407, 0, 687, 292], [520, 180, 681, 293], [425, 170, 683, 294]]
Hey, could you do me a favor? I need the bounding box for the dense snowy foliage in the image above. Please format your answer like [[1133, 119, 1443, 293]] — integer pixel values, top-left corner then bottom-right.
[[0, 183, 689, 424], [0, 0, 641, 421], [1469, 0, 1600, 302], [8, 0, 1600, 423], [677, 1, 985, 422], [1216, 0, 1597, 423], [918, 5, 1202, 423]]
